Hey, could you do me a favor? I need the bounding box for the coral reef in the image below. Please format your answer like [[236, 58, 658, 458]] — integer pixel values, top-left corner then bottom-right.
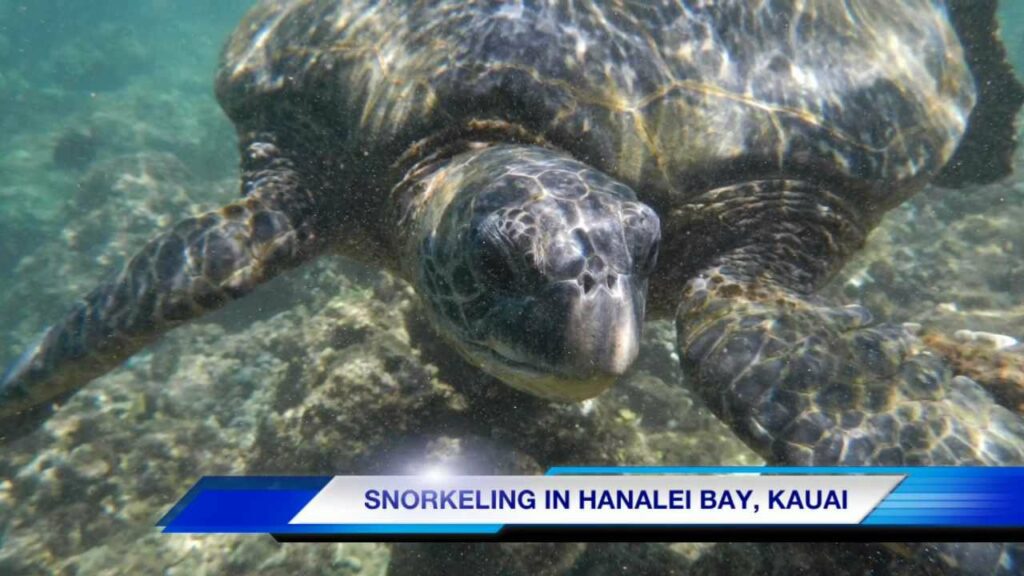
[[827, 175, 1024, 340]]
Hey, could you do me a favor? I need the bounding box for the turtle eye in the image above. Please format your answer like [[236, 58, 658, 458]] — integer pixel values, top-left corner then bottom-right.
[[622, 202, 661, 276], [474, 227, 520, 290], [635, 237, 659, 276]]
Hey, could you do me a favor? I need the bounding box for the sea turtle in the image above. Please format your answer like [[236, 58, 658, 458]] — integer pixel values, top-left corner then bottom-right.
[[2, 0, 1024, 531]]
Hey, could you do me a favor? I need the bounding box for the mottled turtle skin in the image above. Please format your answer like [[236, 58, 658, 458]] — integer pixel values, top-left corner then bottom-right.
[[2, 0, 1024, 572]]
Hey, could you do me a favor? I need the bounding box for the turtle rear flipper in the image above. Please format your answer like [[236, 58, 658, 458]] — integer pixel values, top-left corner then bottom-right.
[[935, 0, 1024, 187], [0, 136, 324, 443]]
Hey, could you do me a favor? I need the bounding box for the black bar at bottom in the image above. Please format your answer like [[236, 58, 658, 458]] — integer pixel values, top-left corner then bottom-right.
[[272, 526, 1024, 543]]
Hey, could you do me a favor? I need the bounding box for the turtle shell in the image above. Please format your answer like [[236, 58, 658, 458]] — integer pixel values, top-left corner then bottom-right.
[[218, 1, 978, 210]]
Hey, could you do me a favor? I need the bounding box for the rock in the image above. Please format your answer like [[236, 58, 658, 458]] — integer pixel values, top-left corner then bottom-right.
[[52, 128, 100, 171]]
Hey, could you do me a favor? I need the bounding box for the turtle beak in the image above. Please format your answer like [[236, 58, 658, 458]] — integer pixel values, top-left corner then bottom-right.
[[564, 273, 644, 378]]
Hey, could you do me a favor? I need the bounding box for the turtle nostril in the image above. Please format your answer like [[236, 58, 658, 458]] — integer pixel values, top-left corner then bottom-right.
[[605, 274, 616, 289], [582, 273, 596, 294]]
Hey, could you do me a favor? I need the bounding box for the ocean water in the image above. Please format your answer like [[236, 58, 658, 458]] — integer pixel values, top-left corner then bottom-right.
[[0, 1, 1022, 575]]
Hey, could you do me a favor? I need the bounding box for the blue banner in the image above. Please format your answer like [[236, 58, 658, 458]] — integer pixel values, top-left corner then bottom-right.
[[158, 467, 1024, 539]]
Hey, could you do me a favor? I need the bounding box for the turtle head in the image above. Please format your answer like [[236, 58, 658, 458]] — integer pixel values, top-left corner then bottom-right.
[[410, 145, 659, 401]]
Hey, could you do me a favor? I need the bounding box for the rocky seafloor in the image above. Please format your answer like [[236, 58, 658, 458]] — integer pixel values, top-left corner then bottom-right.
[[1, 3, 1024, 575]]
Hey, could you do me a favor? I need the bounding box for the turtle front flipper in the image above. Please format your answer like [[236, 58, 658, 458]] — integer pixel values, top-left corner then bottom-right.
[[0, 136, 324, 442], [676, 265, 1024, 466], [672, 182, 1024, 466]]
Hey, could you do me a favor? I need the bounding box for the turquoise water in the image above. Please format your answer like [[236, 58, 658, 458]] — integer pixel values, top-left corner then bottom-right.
[[0, 2, 1023, 574]]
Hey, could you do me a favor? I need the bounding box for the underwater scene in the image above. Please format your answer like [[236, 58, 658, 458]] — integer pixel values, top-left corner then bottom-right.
[[1, 0, 1023, 574]]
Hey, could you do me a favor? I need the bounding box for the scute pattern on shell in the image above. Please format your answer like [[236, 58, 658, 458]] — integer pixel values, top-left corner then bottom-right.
[[218, 0, 974, 218]]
